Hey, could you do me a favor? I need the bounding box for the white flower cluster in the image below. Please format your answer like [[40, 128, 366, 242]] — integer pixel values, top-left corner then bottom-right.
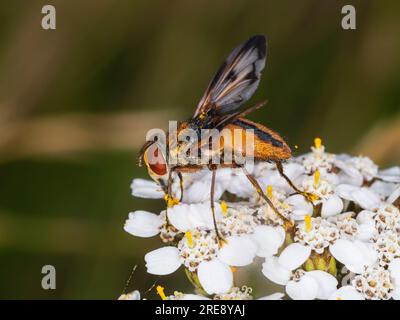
[[123, 138, 400, 300]]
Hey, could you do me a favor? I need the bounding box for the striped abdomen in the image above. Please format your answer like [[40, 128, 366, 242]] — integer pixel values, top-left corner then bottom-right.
[[222, 117, 291, 161]]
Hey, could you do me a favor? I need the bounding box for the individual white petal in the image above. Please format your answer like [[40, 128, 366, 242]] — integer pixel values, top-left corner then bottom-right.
[[370, 180, 397, 198], [184, 178, 225, 203], [277, 162, 304, 183], [352, 187, 381, 210], [118, 290, 141, 300], [379, 166, 400, 183], [257, 170, 283, 190], [307, 270, 338, 300], [285, 194, 313, 213], [334, 159, 363, 186], [258, 164, 303, 193], [167, 203, 222, 232], [251, 225, 285, 258], [183, 180, 210, 203], [166, 204, 192, 232], [291, 209, 309, 221], [187, 202, 223, 231], [286, 194, 313, 220], [226, 171, 254, 198], [257, 292, 285, 300], [352, 240, 378, 267], [323, 173, 340, 185], [214, 168, 233, 189], [337, 172, 363, 186], [262, 257, 292, 285], [144, 247, 181, 275], [387, 186, 400, 204], [356, 210, 377, 240], [356, 210, 375, 226], [330, 239, 377, 274], [197, 259, 233, 295], [286, 275, 318, 300], [328, 286, 364, 300], [130, 179, 164, 199], [218, 235, 257, 266], [321, 195, 343, 218], [356, 223, 376, 241], [335, 184, 359, 201], [329, 240, 360, 270], [278, 243, 311, 271], [124, 211, 162, 237]]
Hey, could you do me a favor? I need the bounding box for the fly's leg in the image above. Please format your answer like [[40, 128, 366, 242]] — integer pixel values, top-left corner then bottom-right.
[[164, 169, 180, 207], [164, 169, 179, 227], [242, 167, 294, 230], [178, 172, 184, 202], [210, 166, 225, 245], [163, 169, 173, 227], [275, 161, 318, 204]]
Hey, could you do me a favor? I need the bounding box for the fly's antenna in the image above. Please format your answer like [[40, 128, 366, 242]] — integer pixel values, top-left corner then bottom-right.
[[122, 265, 138, 294]]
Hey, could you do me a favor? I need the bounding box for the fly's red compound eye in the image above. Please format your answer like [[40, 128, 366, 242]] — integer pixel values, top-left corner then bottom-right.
[[145, 144, 167, 176]]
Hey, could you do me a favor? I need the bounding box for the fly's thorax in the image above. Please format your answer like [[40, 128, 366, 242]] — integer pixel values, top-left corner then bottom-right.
[[168, 121, 201, 166]]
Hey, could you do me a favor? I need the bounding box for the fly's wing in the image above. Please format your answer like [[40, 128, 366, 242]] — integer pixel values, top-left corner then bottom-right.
[[214, 100, 267, 130], [193, 35, 266, 118]]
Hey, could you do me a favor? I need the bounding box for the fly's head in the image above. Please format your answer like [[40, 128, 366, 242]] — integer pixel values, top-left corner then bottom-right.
[[139, 140, 169, 187]]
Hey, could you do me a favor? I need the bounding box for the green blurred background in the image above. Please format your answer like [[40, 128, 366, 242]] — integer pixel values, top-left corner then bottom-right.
[[0, 0, 399, 299]]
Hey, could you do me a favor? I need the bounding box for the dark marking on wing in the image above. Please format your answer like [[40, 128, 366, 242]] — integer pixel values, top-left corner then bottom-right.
[[226, 69, 237, 82], [233, 119, 283, 147]]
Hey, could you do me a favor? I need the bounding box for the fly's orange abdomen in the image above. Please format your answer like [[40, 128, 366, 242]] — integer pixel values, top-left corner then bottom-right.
[[223, 118, 291, 161]]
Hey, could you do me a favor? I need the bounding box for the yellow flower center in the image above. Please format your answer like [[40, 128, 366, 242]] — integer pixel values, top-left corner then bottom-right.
[[185, 231, 194, 248], [164, 194, 180, 207], [314, 137, 322, 149], [314, 170, 320, 188], [156, 285, 167, 300], [305, 214, 312, 232], [221, 201, 228, 216], [266, 185, 273, 198]]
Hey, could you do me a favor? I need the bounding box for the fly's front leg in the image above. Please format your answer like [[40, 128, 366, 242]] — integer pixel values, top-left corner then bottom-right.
[[163, 168, 180, 228], [163, 169, 173, 227], [166, 169, 173, 206], [164, 168, 180, 207], [178, 172, 184, 202]]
